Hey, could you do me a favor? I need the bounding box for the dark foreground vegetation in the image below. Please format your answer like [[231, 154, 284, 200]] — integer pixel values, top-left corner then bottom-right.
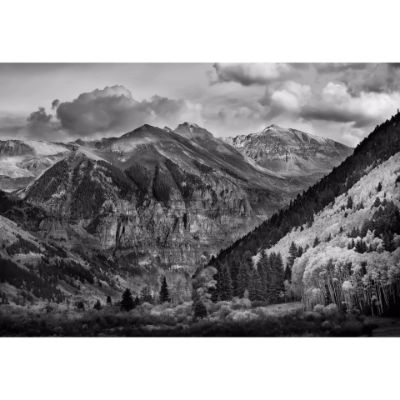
[[0, 302, 389, 337]]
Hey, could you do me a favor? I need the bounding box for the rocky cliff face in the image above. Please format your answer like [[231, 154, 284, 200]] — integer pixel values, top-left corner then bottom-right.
[[226, 124, 353, 177], [21, 144, 257, 267]]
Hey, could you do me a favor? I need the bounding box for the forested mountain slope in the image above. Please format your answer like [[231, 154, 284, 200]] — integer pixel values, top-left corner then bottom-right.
[[261, 152, 400, 314], [210, 112, 400, 313]]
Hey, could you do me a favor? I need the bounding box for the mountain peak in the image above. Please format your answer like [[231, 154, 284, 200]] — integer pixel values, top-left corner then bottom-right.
[[121, 124, 167, 139], [263, 124, 284, 131], [174, 122, 213, 139], [227, 124, 353, 177]]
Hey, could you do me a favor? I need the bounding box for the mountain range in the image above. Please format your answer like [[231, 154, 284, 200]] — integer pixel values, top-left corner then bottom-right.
[[0, 122, 352, 305]]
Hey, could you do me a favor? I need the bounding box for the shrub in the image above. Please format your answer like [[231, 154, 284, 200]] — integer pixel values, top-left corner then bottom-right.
[[313, 304, 324, 313], [323, 304, 339, 318], [193, 301, 207, 320]]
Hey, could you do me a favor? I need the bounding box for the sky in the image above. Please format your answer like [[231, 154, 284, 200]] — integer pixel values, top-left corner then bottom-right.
[[0, 63, 400, 146]]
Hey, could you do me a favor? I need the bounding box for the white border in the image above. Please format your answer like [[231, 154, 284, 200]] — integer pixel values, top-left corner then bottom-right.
[[0, 0, 399, 62], [1, 1, 400, 399], [1, 338, 399, 400]]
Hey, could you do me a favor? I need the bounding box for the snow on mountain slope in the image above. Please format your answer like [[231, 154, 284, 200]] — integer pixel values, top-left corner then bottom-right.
[[0, 140, 69, 191], [226, 124, 353, 177], [22, 140, 68, 156]]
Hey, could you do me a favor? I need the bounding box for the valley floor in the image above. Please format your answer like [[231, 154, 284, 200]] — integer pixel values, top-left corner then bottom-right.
[[1, 300, 397, 337]]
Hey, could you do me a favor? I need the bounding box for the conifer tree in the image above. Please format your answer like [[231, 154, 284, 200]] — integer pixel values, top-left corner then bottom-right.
[[347, 196, 353, 209], [288, 241, 297, 267], [296, 246, 304, 258], [120, 288, 135, 311], [313, 236, 320, 247], [236, 262, 251, 298], [258, 251, 270, 297], [106, 295, 112, 305], [93, 300, 102, 310], [284, 264, 292, 282], [383, 232, 394, 252], [248, 267, 264, 301], [268, 252, 284, 303], [220, 265, 233, 300], [373, 197, 381, 208], [159, 276, 170, 303], [355, 240, 367, 253]]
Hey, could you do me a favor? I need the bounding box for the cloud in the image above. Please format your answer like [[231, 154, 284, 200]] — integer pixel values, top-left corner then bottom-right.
[[211, 63, 294, 86], [27, 107, 53, 136], [24, 107, 67, 141], [0, 113, 27, 138], [27, 107, 52, 125], [302, 82, 400, 127], [56, 85, 202, 137], [313, 63, 368, 73], [257, 79, 400, 146], [262, 81, 312, 117], [261, 80, 400, 127], [312, 63, 400, 95]]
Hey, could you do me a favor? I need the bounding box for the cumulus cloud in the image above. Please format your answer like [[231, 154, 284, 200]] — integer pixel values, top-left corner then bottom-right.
[[312, 63, 400, 95], [24, 107, 68, 141], [313, 63, 368, 73], [261, 81, 312, 117], [56, 85, 202, 137], [26, 107, 54, 136], [257, 78, 400, 146], [262, 81, 400, 127], [1, 63, 399, 147], [303, 82, 400, 127], [27, 107, 52, 125], [339, 64, 400, 95], [211, 63, 294, 86]]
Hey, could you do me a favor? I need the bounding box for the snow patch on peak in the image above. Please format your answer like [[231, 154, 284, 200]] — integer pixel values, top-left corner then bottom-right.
[[262, 124, 284, 132], [73, 147, 107, 162], [174, 122, 213, 139], [24, 140, 69, 156]]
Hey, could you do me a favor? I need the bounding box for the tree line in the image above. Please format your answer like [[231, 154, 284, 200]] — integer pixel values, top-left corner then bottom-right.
[[210, 111, 400, 287], [211, 251, 286, 303]]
